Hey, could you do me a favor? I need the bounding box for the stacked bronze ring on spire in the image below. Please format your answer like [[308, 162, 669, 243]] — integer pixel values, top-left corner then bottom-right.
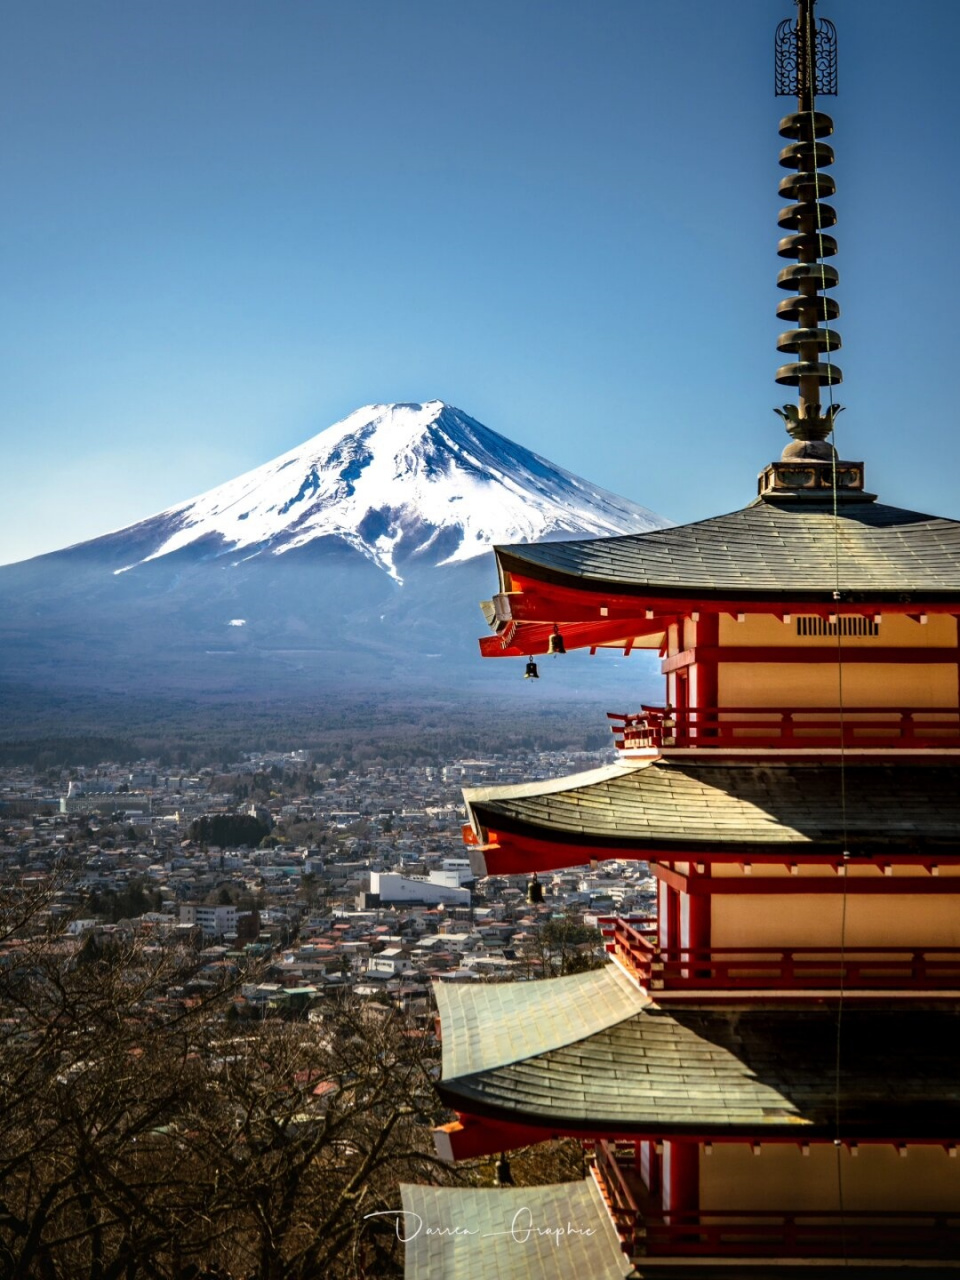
[[775, 109, 842, 403]]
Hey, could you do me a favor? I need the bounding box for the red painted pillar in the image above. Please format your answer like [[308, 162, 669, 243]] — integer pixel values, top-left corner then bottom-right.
[[639, 1139, 660, 1194], [657, 875, 672, 950], [694, 613, 719, 740], [677, 882, 709, 979], [662, 1140, 699, 1217], [660, 880, 682, 953], [687, 866, 711, 970]]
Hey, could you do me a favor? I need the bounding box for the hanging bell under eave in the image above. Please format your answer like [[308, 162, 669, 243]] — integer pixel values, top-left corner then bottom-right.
[[547, 627, 566, 655], [524, 659, 539, 679], [527, 874, 544, 904], [494, 1154, 515, 1186]]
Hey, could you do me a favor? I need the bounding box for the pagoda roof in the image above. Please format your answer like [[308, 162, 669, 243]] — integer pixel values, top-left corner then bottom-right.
[[435, 968, 960, 1139], [465, 760, 960, 866], [495, 498, 960, 602], [399, 1180, 632, 1280], [436, 963, 649, 1081]]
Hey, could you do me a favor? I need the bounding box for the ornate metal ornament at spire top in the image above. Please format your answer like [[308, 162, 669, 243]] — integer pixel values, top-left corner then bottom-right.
[[775, 2, 837, 99]]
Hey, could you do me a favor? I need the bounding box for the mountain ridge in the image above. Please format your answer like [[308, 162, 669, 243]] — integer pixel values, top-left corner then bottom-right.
[[82, 401, 668, 583], [0, 401, 668, 700]]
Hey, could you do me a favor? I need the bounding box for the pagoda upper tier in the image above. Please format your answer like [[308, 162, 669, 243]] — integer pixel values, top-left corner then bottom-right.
[[482, 496, 960, 658]]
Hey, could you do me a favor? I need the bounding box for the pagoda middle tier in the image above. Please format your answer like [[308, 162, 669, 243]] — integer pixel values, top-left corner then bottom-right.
[[463, 759, 960, 875]]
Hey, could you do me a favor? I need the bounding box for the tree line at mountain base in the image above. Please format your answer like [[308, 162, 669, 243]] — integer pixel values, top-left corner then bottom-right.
[[0, 693, 616, 772]]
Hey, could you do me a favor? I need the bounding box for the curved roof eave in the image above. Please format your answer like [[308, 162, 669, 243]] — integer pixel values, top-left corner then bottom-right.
[[491, 499, 960, 601], [465, 760, 960, 855]]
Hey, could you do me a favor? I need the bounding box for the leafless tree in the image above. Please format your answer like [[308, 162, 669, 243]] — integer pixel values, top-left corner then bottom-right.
[[0, 884, 462, 1279]]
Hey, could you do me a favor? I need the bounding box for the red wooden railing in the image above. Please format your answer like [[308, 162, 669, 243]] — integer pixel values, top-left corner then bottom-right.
[[609, 706, 960, 751], [598, 916, 658, 986], [593, 1140, 641, 1254], [597, 917, 960, 992], [591, 1144, 960, 1259], [644, 1209, 960, 1258]]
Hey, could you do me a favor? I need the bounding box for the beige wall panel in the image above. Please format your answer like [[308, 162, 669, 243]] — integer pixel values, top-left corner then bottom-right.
[[717, 614, 957, 647], [717, 661, 833, 708], [711, 894, 960, 948], [700, 1143, 960, 1211], [717, 662, 957, 709]]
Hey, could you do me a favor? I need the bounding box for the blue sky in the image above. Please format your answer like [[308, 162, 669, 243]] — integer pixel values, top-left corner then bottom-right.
[[3, 0, 959, 564]]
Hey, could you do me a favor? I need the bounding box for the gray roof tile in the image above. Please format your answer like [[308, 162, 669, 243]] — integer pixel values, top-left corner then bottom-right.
[[495, 499, 960, 599], [435, 966, 648, 1079], [400, 1180, 633, 1280]]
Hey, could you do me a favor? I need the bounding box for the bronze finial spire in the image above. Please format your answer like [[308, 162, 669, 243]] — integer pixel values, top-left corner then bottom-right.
[[760, 1, 868, 500], [775, 0, 841, 452]]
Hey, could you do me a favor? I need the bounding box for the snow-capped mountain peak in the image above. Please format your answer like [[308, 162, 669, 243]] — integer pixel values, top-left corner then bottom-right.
[[119, 401, 668, 582]]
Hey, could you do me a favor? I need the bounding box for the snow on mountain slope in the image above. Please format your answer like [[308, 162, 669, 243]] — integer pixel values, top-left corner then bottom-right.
[[115, 401, 669, 582]]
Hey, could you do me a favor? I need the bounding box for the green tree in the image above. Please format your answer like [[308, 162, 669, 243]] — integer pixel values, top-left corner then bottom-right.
[[190, 813, 269, 847], [521, 915, 605, 979], [299, 872, 319, 908]]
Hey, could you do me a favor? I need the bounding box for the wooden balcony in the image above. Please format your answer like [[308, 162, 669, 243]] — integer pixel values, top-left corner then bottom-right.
[[609, 705, 960, 754], [592, 1140, 960, 1260], [598, 916, 960, 996]]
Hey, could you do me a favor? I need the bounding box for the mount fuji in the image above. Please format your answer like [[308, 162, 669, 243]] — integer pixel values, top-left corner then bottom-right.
[[0, 402, 668, 700], [109, 401, 663, 581]]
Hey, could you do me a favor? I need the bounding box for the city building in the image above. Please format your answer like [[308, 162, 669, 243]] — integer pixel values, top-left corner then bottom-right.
[[365, 871, 471, 908], [409, 2, 960, 1274], [179, 904, 237, 939]]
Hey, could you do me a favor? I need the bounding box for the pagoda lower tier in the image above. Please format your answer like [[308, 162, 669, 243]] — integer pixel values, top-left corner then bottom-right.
[[432, 968, 960, 1150], [426, 968, 960, 1269]]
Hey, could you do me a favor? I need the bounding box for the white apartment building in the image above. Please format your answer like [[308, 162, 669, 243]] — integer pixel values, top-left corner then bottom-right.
[[368, 872, 470, 907], [179, 904, 237, 938]]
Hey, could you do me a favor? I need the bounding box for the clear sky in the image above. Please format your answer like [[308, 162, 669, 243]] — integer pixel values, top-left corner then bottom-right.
[[3, 0, 959, 564]]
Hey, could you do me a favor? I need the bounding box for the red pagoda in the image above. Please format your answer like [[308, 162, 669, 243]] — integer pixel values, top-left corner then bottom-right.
[[402, 2, 960, 1275]]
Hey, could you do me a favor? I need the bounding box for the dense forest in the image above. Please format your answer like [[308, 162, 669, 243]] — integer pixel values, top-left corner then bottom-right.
[[0, 692, 613, 771]]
